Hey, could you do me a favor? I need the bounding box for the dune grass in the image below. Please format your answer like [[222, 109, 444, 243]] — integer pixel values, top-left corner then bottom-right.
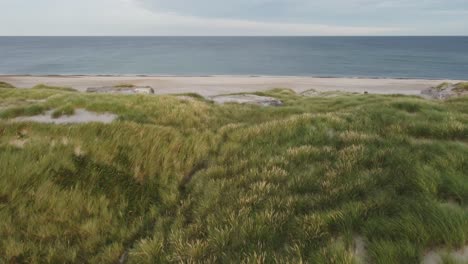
[[114, 84, 136, 88], [434, 82, 468, 93], [52, 105, 75, 118], [454, 82, 468, 93], [435, 82, 452, 91], [0, 85, 467, 263], [0, 81, 15, 89]]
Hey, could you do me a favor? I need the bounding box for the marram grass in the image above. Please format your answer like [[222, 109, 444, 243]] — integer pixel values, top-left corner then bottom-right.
[[0, 86, 467, 263], [0, 82, 15, 89]]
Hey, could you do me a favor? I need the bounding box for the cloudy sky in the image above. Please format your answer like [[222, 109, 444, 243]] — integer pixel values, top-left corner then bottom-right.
[[0, 0, 467, 35]]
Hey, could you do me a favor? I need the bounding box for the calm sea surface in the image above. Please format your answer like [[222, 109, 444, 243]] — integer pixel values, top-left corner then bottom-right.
[[1, 37, 467, 79]]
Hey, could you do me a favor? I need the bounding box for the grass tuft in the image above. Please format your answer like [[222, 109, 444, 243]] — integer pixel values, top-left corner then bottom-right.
[[454, 82, 468, 92], [114, 83, 136, 88], [0, 104, 48, 119], [0, 81, 15, 88], [435, 82, 452, 91], [51, 105, 75, 119]]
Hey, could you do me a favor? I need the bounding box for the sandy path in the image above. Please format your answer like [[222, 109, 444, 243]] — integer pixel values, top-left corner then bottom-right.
[[1, 75, 465, 96]]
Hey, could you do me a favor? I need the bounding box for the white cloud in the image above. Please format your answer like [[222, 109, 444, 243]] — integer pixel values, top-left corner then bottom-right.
[[162, 16, 400, 36], [0, 0, 466, 35], [0, 0, 400, 35]]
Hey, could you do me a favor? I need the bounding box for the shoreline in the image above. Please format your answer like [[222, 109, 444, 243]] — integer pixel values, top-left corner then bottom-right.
[[2, 74, 467, 81], [1, 75, 465, 97]]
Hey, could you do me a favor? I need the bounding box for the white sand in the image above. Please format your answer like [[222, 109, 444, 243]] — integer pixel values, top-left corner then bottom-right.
[[14, 109, 117, 124], [422, 246, 468, 264], [1, 75, 465, 96], [211, 94, 283, 106]]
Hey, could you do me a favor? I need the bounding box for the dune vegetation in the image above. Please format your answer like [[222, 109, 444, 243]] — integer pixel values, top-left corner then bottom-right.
[[454, 83, 468, 93], [0, 81, 15, 89], [114, 84, 136, 88], [0, 85, 467, 263]]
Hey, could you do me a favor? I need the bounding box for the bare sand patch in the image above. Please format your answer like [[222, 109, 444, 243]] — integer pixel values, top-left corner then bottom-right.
[[74, 145, 86, 156], [210, 94, 283, 106], [422, 246, 468, 264], [14, 109, 117, 124], [353, 236, 367, 263], [86, 86, 154, 94], [9, 139, 28, 148], [25, 99, 48, 103]]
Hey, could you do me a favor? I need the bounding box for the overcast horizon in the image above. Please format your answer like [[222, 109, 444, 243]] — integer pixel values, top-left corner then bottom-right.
[[1, 36, 468, 38], [1, 0, 467, 36]]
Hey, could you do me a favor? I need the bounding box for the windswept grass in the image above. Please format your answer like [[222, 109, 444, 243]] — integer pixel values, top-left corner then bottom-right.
[[0, 87, 467, 263], [454, 82, 468, 93], [114, 83, 136, 88], [435, 82, 452, 91], [434, 82, 468, 93], [0, 81, 15, 88], [0, 104, 48, 119], [52, 105, 75, 118]]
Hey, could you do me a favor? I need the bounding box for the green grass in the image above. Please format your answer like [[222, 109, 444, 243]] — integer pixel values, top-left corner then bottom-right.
[[454, 82, 468, 93], [435, 82, 452, 91], [0, 104, 48, 119], [0, 86, 467, 263], [52, 105, 75, 119], [0, 81, 15, 88], [434, 82, 468, 93], [114, 84, 136, 88]]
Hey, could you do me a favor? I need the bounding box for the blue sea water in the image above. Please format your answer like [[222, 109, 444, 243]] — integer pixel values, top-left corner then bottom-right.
[[0, 36, 467, 79]]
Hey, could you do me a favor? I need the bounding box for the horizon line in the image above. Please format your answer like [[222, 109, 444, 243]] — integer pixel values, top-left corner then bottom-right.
[[1, 35, 468, 37]]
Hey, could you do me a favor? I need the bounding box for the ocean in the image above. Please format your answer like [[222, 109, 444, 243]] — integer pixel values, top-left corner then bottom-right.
[[1, 36, 467, 79]]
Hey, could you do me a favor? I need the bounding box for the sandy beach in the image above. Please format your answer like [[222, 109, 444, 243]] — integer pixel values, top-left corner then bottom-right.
[[1, 75, 465, 96]]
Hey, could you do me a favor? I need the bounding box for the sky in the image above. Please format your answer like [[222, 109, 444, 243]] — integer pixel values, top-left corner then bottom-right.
[[0, 0, 467, 36]]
